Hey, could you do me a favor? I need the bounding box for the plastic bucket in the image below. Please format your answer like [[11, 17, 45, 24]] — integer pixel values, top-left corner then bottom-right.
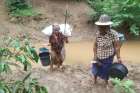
[[39, 48, 51, 66], [109, 63, 128, 80]]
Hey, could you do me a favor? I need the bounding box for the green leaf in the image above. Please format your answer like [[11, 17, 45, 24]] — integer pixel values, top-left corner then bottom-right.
[[130, 24, 140, 36], [40, 86, 48, 93], [12, 81, 23, 93], [111, 78, 136, 93], [128, 89, 136, 93], [123, 80, 135, 88], [30, 47, 39, 63], [0, 63, 10, 73], [0, 63, 5, 72], [88, 0, 140, 36], [3, 63, 10, 73], [0, 88, 5, 93], [26, 45, 32, 57], [15, 55, 26, 64], [3, 86, 11, 93], [11, 39, 20, 50]]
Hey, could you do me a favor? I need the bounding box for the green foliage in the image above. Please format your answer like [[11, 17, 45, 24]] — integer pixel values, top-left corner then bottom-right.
[[12, 73, 48, 93], [5, 0, 38, 17], [11, 7, 38, 17], [0, 81, 11, 93], [0, 73, 48, 93], [0, 48, 12, 73], [87, 0, 140, 36], [10, 37, 39, 71], [111, 78, 136, 93], [0, 37, 39, 73], [0, 62, 10, 73], [0, 36, 44, 93]]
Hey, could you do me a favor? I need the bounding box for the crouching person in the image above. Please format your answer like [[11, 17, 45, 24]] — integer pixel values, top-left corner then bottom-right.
[[91, 14, 122, 86]]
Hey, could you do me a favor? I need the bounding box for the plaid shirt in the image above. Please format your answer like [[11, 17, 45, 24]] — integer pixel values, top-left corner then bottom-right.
[[96, 29, 119, 59]]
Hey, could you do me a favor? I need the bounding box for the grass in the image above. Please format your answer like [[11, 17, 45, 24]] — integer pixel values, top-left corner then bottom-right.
[[11, 7, 38, 17]]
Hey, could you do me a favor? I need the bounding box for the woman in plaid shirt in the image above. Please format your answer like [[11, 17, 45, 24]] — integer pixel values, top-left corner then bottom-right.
[[92, 14, 122, 85]]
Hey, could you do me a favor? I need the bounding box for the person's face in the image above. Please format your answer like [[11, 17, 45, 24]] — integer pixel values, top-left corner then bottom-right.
[[98, 25, 110, 33], [53, 25, 60, 34], [53, 28, 59, 32], [53, 30, 59, 35]]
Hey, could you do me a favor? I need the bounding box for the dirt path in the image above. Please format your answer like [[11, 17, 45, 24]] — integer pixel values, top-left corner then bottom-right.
[[1, 63, 140, 93]]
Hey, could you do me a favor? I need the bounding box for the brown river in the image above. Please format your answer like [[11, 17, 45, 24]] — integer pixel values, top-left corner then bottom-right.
[[37, 40, 140, 65], [64, 41, 140, 65]]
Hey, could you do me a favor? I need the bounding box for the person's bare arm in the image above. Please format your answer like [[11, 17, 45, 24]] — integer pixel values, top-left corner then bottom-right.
[[93, 42, 97, 61], [64, 36, 69, 43], [90, 41, 97, 66], [114, 40, 122, 63], [48, 36, 52, 46]]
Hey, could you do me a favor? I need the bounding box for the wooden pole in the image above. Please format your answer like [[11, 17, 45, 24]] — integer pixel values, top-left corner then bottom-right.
[[64, 0, 69, 35]]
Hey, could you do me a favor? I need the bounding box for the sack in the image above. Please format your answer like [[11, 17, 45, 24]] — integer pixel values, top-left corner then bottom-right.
[[42, 24, 72, 37]]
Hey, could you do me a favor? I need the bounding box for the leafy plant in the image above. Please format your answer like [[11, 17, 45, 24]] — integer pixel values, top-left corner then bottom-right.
[[0, 37, 39, 72], [87, 0, 140, 36], [0, 48, 12, 73], [11, 73, 48, 93], [0, 62, 10, 74], [0, 81, 11, 93], [111, 78, 136, 93], [10, 38, 39, 71], [0, 73, 48, 93], [5, 0, 38, 17]]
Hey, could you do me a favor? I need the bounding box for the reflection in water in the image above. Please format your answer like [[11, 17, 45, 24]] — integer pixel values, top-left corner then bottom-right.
[[65, 41, 140, 64]]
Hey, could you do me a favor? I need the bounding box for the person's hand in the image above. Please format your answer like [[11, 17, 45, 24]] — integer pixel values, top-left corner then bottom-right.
[[64, 37, 69, 43], [89, 60, 96, 69], [97, 62, 102, 66], [66, 40, 69, 43], [117, 58, 122, 63], [47, 44, 51, 46]]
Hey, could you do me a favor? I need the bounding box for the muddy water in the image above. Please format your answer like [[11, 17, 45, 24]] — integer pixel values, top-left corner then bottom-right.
[[65, 41, 140, 64]]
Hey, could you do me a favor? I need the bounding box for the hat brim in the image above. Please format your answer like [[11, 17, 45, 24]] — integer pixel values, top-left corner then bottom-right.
[[95, 21, 113, 25]]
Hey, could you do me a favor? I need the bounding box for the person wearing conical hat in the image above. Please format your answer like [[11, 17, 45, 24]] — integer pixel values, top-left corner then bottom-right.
[[91, 14, 122, 85]]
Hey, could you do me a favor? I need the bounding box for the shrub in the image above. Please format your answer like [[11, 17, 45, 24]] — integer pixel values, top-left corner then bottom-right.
[[5, 0, 38, 17], [87, 0, 140, 36], [0, 73, 48, 93], [111, 78, 136, 93], [0, 37, 39, 72]]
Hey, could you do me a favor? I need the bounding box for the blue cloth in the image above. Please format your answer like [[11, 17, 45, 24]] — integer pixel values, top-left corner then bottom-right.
[[118, 33, 125, 43], [92, 55, 114, 80]]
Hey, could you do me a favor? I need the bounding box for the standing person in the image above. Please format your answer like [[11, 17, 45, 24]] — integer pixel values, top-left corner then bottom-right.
[[91, 14, 122, 85], [49, 23, 68, 71]]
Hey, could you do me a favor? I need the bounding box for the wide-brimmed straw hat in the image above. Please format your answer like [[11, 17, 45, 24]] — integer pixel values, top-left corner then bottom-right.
[[95, 14, 113, 25]]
